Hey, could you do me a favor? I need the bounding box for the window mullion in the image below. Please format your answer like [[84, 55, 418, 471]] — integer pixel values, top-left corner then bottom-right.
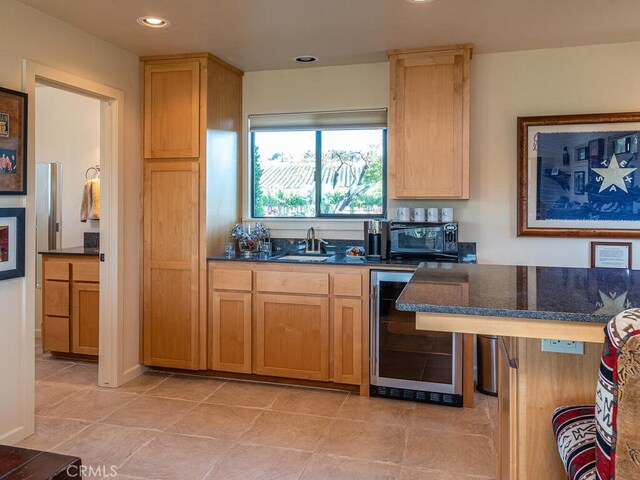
[[315, 130, 322, 217]]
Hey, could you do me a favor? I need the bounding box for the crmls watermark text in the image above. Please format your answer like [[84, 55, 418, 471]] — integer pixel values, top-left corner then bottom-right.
[[66, 465, 118, 478]]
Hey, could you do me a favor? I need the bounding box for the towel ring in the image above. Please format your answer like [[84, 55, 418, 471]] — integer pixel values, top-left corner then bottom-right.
[[85, 165, 100, 179]]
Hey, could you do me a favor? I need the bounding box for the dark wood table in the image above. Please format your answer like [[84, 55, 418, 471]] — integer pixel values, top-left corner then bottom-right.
[[0, 445, 81, 479]]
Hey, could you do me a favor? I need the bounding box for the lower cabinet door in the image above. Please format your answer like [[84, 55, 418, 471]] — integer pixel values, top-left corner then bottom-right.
[[71, 282, 100, 355], [43, 316, 70, 353], [210, 291, 252, 373], [256, 294, 329, 381], [333, 298, 362, 385]]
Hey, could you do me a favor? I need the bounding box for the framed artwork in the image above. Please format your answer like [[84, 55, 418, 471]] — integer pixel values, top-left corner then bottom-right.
[[518, 112, 640, 237], [0, 86, 28, 195], [0, 208, 25, 281], [591, 241, 632, 269]]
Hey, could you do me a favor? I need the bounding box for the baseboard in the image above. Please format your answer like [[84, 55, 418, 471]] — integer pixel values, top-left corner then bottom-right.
[[0, 424, 30, 445], [100, 363, 146, 388], [120, 364, 146, 386]]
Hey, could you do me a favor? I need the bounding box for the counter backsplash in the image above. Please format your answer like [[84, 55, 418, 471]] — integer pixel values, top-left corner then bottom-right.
[[269, 238, 477, 263], [84, 232, 100, 248]]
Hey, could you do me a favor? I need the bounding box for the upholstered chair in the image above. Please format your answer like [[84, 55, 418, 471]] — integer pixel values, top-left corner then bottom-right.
[[552, 309, 640, 480]]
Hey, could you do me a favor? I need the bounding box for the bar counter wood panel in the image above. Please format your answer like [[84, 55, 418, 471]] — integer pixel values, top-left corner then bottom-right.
[[416, 312, 605, 343], [416, 311, 604, 480], [513, 338, 600, 479]]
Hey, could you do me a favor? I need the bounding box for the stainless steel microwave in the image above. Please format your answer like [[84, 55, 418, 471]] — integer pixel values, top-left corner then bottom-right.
[[388, 222, 458, 260]]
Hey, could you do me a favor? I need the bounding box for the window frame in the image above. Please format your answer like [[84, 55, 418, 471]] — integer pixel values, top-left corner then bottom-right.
[[250, 128, 387, 219]]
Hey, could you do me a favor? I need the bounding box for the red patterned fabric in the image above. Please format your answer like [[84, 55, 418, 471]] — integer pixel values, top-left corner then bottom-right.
[[595, 309, 640, 479], [552, 405, 597, 480], [595, 321, 618, 479], [553, 309, 640, 480]]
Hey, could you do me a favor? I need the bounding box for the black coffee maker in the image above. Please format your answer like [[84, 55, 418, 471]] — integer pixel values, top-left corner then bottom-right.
[[364, 220, 390, 260]]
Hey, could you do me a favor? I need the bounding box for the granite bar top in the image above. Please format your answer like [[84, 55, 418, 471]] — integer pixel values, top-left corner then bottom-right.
[[39, 246, 100, 257], [397, 262, 639, 323]]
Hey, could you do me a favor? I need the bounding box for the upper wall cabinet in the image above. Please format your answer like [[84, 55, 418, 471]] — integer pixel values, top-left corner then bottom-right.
[[144, 60, 201, 159], [388, 44, 472, 199]]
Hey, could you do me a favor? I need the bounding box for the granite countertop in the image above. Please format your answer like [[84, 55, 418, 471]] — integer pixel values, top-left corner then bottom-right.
[[397, 262, 639, 323], [208, 252, 423, 267], [209, 239, 477, 266], [39, 246, 100, 257]]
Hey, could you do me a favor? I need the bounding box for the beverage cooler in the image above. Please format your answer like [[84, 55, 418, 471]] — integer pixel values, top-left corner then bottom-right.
[[369, 270, 463, 407]]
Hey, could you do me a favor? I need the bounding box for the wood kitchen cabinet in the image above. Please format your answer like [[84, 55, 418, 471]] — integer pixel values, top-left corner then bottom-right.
[[256, 294, 330, 381], [42, 255, 99, 357], [210, 291, 252, 373], [143, 161, 199, 369], [388, 44, 472, 199], [208, 262, 370, 391], [333, 297, 362, 385], [209, 268, 252, 373], [141, 53, 243, 370], [144, 60, 200, 159], [71, 282, 100, 356]]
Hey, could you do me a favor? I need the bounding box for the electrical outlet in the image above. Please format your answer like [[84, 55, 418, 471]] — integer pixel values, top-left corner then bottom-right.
[[541, 339, 584, 355]]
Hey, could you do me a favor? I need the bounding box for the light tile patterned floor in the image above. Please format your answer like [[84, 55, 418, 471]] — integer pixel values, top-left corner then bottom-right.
[[22, 350, 498, 479]]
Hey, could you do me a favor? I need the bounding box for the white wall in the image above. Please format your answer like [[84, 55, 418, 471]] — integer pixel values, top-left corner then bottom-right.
[[35, 86, 100, 248], [243, 41, 640, 268], [0, 0, 141, 443]]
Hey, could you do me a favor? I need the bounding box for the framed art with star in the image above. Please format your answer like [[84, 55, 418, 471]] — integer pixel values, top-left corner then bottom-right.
[[518, 112, 640, 237]]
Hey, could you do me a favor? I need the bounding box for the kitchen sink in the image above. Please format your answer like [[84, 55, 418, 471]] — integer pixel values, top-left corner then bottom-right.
[[274, 253, 334, 262]]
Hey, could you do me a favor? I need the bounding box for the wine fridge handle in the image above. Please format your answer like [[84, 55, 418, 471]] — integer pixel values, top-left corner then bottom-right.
[[369, 283, 378, 377]]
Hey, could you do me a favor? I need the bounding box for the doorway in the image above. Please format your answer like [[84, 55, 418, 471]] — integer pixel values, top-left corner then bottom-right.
[[21, 60, 137, 419], [35, 85, 102, 364]]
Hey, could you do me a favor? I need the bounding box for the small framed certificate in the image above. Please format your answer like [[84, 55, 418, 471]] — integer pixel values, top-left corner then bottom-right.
[[591, 242, 632, 269]]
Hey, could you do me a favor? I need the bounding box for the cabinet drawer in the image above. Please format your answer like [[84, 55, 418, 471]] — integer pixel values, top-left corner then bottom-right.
[[211, 268, 252, 291], [44, 261, 70, 281], [44, 281, 70, 317], [43, 316, 70, 353], [256, 271, 329, 295], [333, 274, 362, 297], [73, 262, 100, 283]]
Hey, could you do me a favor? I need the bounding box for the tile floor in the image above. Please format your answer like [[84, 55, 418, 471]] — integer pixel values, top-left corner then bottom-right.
[[22, 346, 498, 479]]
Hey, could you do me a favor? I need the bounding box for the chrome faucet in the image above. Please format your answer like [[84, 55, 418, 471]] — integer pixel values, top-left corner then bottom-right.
[[306, 227, 316, 252], [303, 227, 327, 253]]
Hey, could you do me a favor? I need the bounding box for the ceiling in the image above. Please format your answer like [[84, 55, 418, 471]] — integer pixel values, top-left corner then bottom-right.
[[16, 0, 640, 72]]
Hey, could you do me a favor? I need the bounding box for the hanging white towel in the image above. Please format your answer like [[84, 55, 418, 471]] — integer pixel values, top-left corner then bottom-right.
[[89, 178, 100, 220], [80, 178, 100, 222]]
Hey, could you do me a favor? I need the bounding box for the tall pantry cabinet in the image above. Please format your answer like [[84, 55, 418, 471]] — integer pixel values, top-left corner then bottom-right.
[[141, 53, 243, 369]]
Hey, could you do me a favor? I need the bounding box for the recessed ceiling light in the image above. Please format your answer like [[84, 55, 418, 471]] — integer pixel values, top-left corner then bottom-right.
[[293, 55, 319, 64], [136, 16, 171, 28]]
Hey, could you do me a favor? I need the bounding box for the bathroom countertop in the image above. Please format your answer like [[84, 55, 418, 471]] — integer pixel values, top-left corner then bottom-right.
[[39, 246, 100, 257]]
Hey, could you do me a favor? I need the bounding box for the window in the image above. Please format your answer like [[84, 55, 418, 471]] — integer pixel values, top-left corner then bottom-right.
[[613, 134, 638, 155], [576, 146, 589, 161], [250, 110, 387, 218]]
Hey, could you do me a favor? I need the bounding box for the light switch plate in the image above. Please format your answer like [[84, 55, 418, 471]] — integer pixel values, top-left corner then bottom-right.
[[541, 339, 585, 355]]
